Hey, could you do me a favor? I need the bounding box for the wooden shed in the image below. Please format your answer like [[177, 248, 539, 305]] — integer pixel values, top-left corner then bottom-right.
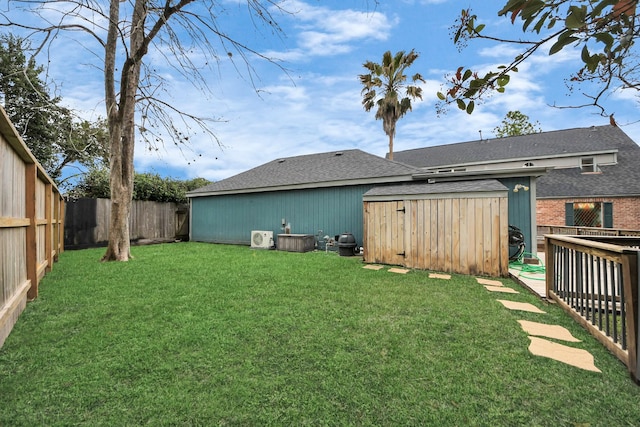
[[363, 180, 510, 277]]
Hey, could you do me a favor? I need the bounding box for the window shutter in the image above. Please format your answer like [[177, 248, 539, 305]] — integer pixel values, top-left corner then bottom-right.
[[565, 202, 574, 226], [603, 202, 613, 228]]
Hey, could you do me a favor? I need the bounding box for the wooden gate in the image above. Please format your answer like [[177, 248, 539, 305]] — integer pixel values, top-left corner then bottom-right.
[[364, 195, 509, 277]]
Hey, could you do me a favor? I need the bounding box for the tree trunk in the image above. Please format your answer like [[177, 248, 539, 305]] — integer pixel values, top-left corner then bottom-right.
[[101, 0, 145, 262], [388, 132, 394, 160]]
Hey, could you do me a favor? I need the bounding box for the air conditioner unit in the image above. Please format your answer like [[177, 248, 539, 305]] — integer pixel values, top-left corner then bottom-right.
[[251, 230, 273, 249]]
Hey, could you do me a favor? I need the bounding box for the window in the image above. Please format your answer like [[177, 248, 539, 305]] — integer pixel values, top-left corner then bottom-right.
[[565, 202, 613, 228], [581, 157, 599, 173]]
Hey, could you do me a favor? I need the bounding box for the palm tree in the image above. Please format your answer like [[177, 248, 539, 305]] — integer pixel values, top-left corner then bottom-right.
[[359, 49, 425, 160]]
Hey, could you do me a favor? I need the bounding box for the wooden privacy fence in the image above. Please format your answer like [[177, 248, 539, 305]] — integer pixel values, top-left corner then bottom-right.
[[65, 198, 189, 249], [545, 235, 639, 383], [0, 107, 64, 348]]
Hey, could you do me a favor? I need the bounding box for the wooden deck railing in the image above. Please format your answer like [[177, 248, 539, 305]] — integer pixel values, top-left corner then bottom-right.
[[544, 235, 639, 383], [538, 225, 640, 237]]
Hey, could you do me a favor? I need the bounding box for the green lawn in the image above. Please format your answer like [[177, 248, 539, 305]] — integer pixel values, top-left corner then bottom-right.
[[1, 242, 639, 426]]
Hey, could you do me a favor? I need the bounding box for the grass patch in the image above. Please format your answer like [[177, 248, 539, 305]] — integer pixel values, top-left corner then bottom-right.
[[2, 242, 639, 426]]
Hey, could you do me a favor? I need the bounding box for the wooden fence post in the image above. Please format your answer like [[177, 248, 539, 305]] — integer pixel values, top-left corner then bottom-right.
[[45, 182, 53, 273], [621, 250, 639, 383], [545, 236, 554, 298], [25, 164, 38, 300]]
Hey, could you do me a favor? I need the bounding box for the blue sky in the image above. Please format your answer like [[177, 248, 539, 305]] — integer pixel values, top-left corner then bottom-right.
[[11, 0, 640, 182]]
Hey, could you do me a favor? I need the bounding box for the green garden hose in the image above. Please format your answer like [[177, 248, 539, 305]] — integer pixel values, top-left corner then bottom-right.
[[509, 251, 546, 281]]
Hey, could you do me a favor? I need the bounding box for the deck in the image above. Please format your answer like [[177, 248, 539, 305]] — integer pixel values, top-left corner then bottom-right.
[[509, 252, 546, 298]]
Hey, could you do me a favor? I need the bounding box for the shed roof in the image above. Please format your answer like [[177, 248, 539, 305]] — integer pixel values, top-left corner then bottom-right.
[[392, 125, 626, 168], [364, 179, 508, 200], [188, 149, 420, 197]]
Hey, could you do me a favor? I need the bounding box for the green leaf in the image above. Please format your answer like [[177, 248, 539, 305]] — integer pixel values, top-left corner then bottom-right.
[[466, 101, 475, 114], [533, 11, 551, 33], [437, 92, 446, 100], [454, 27, 463, 44], [475, 24, 485, 33], [497, 75, 510, 87], [592, 0, 618, 19], [456, 99, 466, 110], [498, 0, 526, 16], [521, 0, 545, 20], [566, 5, 587, 29], [465, 88, 478, 98], [581, 45, 590, 63], [463, 69, 473, 81], [497, 87, 506, 93], [594, 32, 615, 49], [549, 34, 579, 55]]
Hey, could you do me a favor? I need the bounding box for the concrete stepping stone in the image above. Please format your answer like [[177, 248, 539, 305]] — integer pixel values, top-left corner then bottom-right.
[[363, 265, 384, 271], [389, 268, 410, 274], [477, 278, 503, 286], [528, 336, 601, 373], [518, 320, 581, 342], [484, 285, 519, 294], [497, 299, 546, 314], [429, 273, 451, 280]]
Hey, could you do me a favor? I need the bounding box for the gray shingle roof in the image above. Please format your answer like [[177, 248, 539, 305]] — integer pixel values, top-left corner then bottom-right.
[[393, 125, 628, 168], [393, 124, 640, 198], [537, 127, 640, 197], [188, 149, 420, 196], [364, 179, 508, 198]]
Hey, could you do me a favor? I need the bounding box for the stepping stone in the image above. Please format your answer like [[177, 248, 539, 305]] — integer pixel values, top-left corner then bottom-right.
[[429, 273, 451, 280], [528, 336, 601, 373], [477, 278, 503, 286], [363, 265, 384, 271], [389, 268, 410, 274], [484, 285, 519, 294], [518, 320, 581, 343], [497, 300, 546, 314]]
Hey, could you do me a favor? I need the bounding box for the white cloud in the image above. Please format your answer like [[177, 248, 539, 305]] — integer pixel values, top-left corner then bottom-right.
[[265, 0, 394, 60]]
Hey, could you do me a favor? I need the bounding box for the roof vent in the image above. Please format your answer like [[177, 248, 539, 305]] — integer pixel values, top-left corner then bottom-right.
[[277, 158, 285, 163], [334, 151, 343, 156]]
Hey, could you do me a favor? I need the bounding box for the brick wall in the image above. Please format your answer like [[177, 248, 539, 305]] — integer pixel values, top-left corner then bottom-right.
[[537, 197, 640, 230]]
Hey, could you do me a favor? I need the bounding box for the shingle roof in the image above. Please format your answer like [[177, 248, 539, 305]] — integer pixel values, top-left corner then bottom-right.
[[393, 124, 640, 198], [364, 179, 508, 198], [393, 125, 627, 168], [537, 127, 640, 197], [188, 149, 420, 196]]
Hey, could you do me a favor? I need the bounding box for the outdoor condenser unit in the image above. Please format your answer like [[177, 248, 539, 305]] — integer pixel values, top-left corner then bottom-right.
[[250, 230, 273, 249]]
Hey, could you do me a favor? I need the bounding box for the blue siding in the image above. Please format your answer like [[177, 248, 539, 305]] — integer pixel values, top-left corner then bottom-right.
[[499, 177, 533, 254], [191, 185, 375, 247]]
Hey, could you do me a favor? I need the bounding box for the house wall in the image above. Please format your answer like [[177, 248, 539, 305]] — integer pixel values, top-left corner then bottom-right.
[[537, 196, 640, 230], [499, 177, 534, 253], [190, 184, 375, 247]]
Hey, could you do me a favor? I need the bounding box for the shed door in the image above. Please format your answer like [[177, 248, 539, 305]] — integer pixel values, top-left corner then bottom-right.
[[363, 201, 405, 266]]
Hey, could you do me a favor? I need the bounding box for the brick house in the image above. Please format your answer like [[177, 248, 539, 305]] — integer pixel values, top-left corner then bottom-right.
[[535, 126, 640, 230]]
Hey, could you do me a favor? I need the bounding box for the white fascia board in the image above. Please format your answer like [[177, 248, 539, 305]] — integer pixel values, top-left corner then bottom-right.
[[412, 167, 551, 182], [421, 149, 618, 172]]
